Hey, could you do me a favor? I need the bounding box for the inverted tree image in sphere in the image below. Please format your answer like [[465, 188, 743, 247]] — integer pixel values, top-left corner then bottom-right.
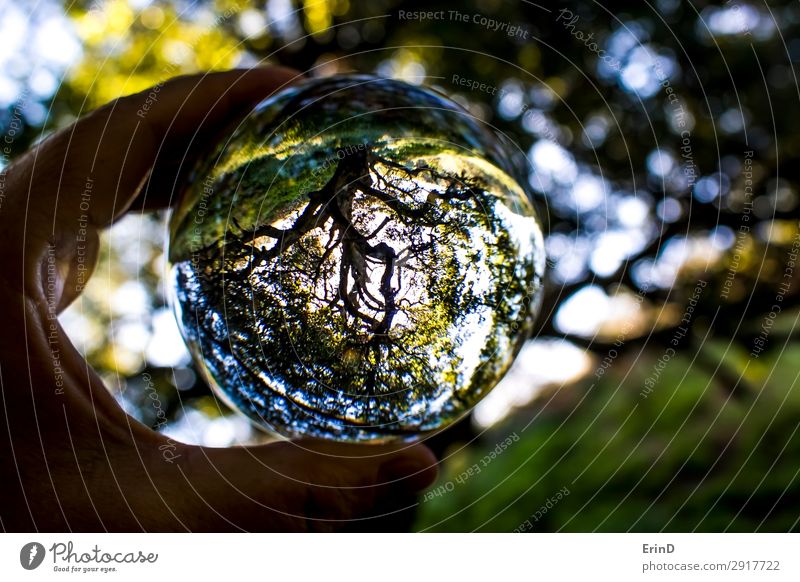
[[168, 75, 546, 442]]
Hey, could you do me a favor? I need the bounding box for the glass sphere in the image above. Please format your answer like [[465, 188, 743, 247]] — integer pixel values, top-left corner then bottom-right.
[[168, 75, 545, 442]]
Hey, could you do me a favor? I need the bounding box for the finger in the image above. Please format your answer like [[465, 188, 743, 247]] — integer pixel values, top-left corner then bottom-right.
[[1, 67, 302, 302], [6, 66, 302, 230], [133, 68, 302, 213], [177, 440, 438, 531]]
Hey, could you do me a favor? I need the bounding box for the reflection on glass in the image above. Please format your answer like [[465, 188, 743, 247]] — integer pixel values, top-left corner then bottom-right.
[[168, 75, 545, 441]]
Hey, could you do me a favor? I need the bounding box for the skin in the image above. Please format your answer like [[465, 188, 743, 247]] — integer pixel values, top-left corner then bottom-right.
[[0, 68, 437, 532]]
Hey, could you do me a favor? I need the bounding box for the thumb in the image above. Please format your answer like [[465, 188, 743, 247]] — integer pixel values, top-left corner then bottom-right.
[[176, 439, 438, 531]]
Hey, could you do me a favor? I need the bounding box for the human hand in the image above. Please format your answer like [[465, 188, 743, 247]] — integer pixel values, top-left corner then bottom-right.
[[0, 68, 437, 532]]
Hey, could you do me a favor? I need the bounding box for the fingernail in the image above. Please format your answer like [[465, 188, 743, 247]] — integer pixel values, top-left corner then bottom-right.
[[378, 451, 438, 492]]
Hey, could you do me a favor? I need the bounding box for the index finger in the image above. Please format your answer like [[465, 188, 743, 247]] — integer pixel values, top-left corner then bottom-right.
[[5, 67, 303, 233]]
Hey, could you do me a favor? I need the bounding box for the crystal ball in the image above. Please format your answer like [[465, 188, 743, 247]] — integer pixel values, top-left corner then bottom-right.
[[167, 74, 545, 442]]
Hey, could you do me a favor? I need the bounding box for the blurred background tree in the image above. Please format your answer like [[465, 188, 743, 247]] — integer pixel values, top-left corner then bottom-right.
[[3, 0, 800, 531]]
